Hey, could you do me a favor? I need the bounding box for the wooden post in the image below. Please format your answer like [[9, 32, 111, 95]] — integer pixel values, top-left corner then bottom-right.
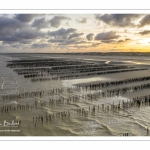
[[102, 104, 104, 111]]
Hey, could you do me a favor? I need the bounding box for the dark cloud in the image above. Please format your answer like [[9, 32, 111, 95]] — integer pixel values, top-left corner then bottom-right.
[[15, 14, 40, 22], [117, 40, 124, 43], [2, 37, 21, 43], [86, 33, 94, 41], [117, 38, 131, 43], [19, 40, 32, 44], [64, 39, 77, 45], [49, 16, 71, 28], [139, 30, 150, 35], [48, 38, 76, 46], [138, 15, 150, 27], [11, 44, 22, 48], [48, 39, 64, 43], [32, 17, 49, 29], [68, 33, 83, 39], [0, 14, 143, 52], [14, 28, 44, 39], [0, 16, 25, 36], [95, 31, 119, 42], [47, 28, 84, 47], [96, 14, 141, 27], [31, 43, 49, 49], [47, 28, 77, 40], [0, 28, 44, 44], [76, 18, 87, 24], [0, 16, 45, 45], [75, 41, 89, 44], [125, 38, 131, 41], [48, 28, 76, 37], [101, 39, 116, 43]]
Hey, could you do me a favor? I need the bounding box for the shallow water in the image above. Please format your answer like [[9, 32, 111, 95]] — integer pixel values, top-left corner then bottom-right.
[[0, 54, 150, 136], [62, 77, 114, 88]]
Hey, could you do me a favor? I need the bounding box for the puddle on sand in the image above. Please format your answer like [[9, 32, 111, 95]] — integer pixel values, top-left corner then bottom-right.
[[61, 76, 113, 88]]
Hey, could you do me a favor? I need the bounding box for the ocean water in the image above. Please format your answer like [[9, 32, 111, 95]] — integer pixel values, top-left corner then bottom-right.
[[0, 54, 150, 136]]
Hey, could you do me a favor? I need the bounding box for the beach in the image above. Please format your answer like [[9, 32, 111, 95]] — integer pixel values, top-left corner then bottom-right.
[[0, 53, 150, 136]]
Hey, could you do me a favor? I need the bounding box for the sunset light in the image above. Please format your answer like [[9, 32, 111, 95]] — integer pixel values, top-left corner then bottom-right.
[[0, 14, 150, 53]]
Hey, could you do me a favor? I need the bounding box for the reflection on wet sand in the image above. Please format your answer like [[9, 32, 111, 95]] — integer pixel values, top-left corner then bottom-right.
[[0, 53, 150, 136]]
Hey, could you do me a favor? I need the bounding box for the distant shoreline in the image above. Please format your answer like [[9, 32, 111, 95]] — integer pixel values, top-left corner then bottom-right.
[[1, 52, 150, 56]]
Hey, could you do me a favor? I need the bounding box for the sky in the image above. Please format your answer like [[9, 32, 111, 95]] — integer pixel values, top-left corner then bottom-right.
[[0, 14, 150, 53]]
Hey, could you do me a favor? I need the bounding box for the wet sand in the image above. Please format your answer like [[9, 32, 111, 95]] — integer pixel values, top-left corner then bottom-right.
[[0, 53, 150, 136]]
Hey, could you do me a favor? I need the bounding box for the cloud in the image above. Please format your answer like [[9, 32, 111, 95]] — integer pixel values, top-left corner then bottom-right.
[[95, 31, 119, 42], [15, 14, 40, 22], [65, 22, 70, 26], [75, 41, 89, 44], [0, 14, 145, 53], [14, 28, 44, 39], [86, 33, 94, 41], [19, 40, 32, 44], [11, 43, 23, 48], [117, 38, 131, 43], [49, 16, 71, 28], [100, 39, 116, 43], [47, 28, 84, 47], [117, 40, 124, 43], [48, 38, 76, 45], [48, 28, 76, 37], [31, 43, 49, 49], [138, 15, 150, 27], [96, 14, 141, 27], [68, 33, 83, 39], [48, 39, 64, 43], [91, 42, 101, 47], [0, 28, 44, 44], [76, 46, 88, 49], [122, 37, 129, 41], [48, 38, 87, 47], [63, 39, 77, 45], [47, 28, 77, 40], [0, 16, 25, 36], [32, 17, 49, 29], [139, 30, 150, 35], [76, 18, 87, 24], [48, 39, 87, 46]]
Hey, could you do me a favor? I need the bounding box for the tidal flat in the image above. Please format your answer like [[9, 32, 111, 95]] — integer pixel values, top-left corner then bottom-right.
[[0, 53, 150, 136]]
